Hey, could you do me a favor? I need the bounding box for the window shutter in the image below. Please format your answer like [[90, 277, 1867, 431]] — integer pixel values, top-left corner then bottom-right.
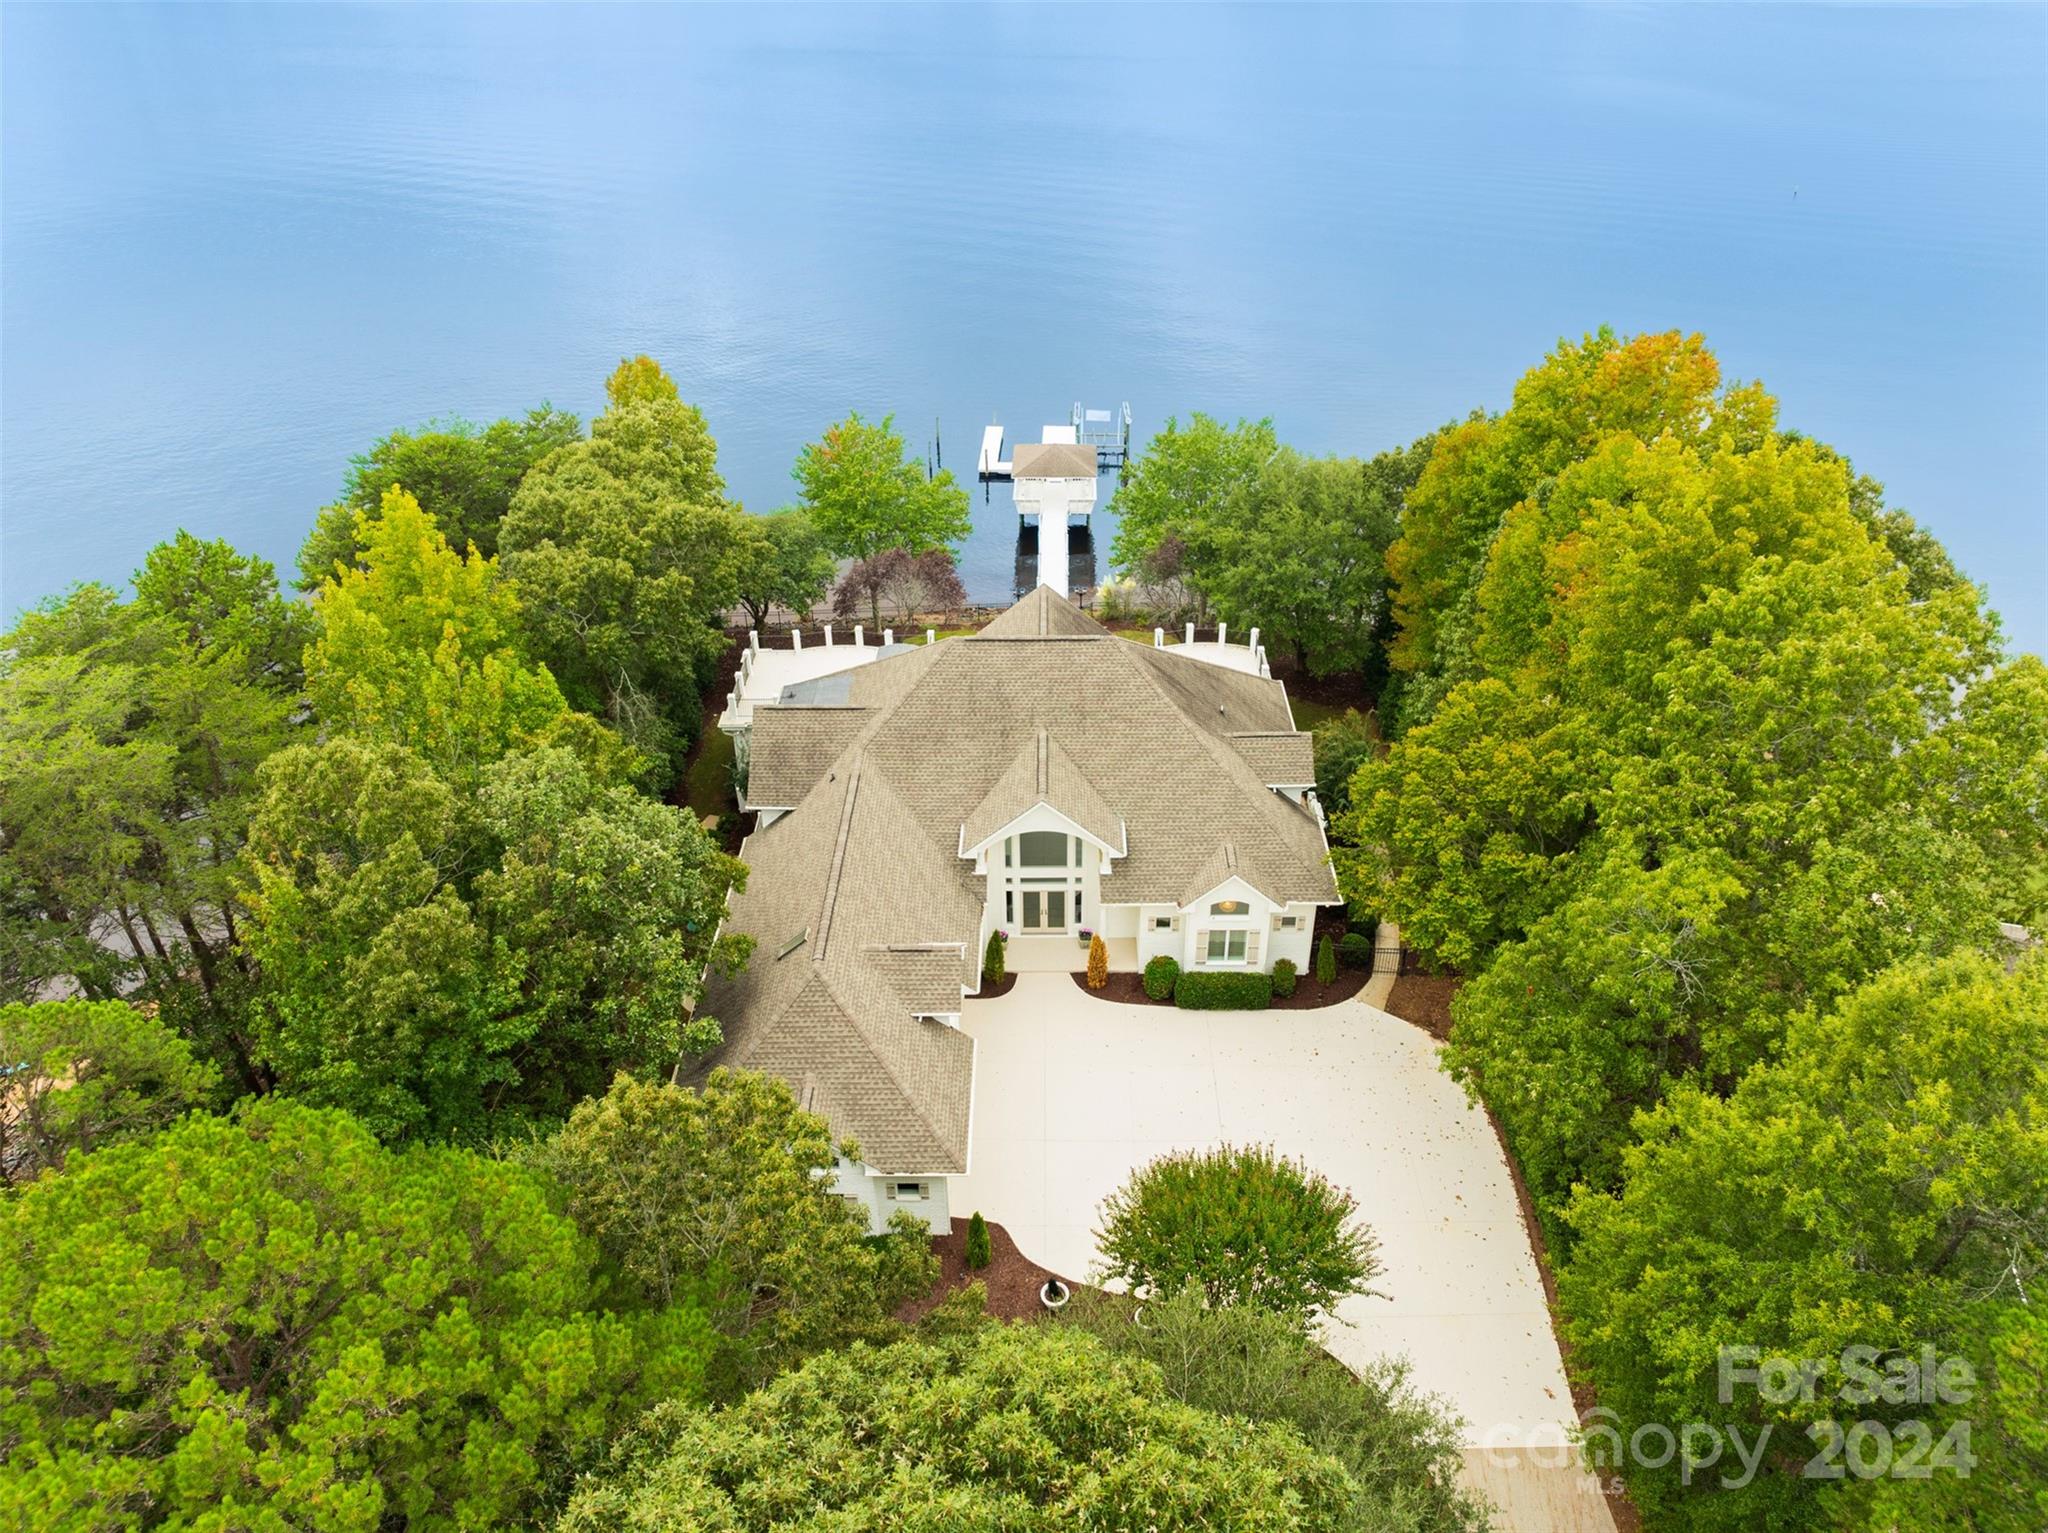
[[1246, 930, 1262, 967], [1195, 929, 1210, 963]]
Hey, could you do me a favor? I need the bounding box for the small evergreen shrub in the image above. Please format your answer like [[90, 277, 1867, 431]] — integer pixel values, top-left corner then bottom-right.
[[1314, 935, 1337, 986], [1337, 931, 1374, 971], [1086, 933, 1109, 990], [983, 930, 1006, 987], [1174, 970, 1272, 1010], [964, 1210, 991, 1270], [1142, 955, 1180, 1001], [1270, 958, 1298, 998]]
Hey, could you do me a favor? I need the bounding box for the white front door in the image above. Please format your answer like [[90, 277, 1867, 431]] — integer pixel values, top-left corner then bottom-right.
[[1020, 888, 1069, 932]]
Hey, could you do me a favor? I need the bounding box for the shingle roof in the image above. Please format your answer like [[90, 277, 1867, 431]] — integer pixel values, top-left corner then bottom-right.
[[1011, 442, 1100, 480], [744, 707, 870, 807], [960, 728, 1125, 855], [1227, 732, 1316, 786], [693, 758, 978, 1172], [703, 589, 1337, 1175]]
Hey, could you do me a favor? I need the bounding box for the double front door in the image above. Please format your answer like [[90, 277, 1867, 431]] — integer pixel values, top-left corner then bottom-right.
[[1020, 888, 1068, 932]]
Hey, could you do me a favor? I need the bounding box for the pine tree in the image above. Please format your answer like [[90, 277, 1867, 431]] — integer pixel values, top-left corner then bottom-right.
[[965, 1210, 991, 1270], [1086, 933, 1109, 990]]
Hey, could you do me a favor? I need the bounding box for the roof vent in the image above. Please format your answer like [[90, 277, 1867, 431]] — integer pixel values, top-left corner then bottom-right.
[[776, 928, 809, 961]]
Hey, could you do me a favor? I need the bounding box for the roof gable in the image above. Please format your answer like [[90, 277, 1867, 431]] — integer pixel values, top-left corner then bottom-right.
[[960, 727, 1125, 857]]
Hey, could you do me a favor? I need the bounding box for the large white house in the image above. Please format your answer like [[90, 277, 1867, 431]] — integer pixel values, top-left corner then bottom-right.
[[688, 587, 1341, 1231]]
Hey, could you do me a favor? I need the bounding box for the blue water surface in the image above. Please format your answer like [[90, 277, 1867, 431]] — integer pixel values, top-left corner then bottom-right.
[[3, 3, 2043, 650]]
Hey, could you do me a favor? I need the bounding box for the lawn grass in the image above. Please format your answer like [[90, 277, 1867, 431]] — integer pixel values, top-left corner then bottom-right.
[[681, 723, 737, 826], [1289, 696, 1348, 731]]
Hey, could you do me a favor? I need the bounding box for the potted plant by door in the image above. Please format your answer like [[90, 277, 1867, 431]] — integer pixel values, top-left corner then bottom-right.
[[1076, 926, 1093, 948]]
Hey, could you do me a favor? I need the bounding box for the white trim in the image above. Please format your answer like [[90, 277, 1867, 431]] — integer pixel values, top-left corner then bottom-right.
[[961, 802, 1126, 864]]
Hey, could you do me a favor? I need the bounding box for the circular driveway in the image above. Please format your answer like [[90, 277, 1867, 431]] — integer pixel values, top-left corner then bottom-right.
[[951, 975, 1616, 1529]]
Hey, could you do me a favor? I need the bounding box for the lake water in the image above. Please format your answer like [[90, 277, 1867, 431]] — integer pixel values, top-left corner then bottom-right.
[[4, 4, 2043, 651]]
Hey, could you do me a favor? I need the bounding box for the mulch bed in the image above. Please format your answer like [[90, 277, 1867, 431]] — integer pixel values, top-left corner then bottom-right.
[[896, 1219, 1089, 1324], [1070, 965, 1368, 1009], [1382, 974, 1460, 1040], [968, 971, 1018, 1000]]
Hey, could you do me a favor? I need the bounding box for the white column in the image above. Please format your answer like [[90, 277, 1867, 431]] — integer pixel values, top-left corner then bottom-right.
[[927, 628, 937, 645], [792, 628, 802, 651], [883, 628, 894, 646], [748, 629, 760, 653], [824, 624, 835, 647], [1218, 621, 1228, 646], [1038, 511, 1070, 592], [853, 624, 864, 647], [1154, 627, 1165, 647], [1184, 622, 1195, 645], [1248, 626, 1259, 654]]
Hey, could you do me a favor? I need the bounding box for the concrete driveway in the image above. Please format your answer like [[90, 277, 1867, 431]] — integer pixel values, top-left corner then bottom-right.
[[951, 975, 1615, 1532]]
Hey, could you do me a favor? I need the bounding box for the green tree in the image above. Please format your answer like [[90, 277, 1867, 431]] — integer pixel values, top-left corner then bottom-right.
[[1559, 954, 2046, 1532], [0, 1099, 710, 1530], [1203, 442, 1423, 678], [604, 353, 681, 410], [0, 570, 297, 1088], [964, 1209, 991, 1270], [557, 1322, 1364, 1532], [528, 1070, 933, 1396], [295, 404, 582, 586], [792, 412, 970, 625], [501, 360, 750, 777], [239, 741, 746, 1143], [1062, 1284, 1490, 1533], [1095, 1143, 1380, 1317], [0, 1000, 217, 1185], [1383, 328, 1771, 714], [1108, 412, 1277, 615], [132, 531, 312, 688], [307, 486, 579, 786], [1311, 708, 1378, 819], [733, 507, 837, 628]]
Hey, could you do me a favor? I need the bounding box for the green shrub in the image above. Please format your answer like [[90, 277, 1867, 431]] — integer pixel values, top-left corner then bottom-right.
[[1338, 930, 1374, 971], [1093, 1144, 1380, 1316], [1174, 970, 1272, 1010], [983, 930, 1006, 986], [1314, 935, 1337, 986], [1142, 954, 1180, 1001], [965, 1211, 991, 1271], [1271, 958, 1298, 998]]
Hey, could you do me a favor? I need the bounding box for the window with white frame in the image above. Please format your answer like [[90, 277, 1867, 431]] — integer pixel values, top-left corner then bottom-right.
[[1209, 898, 1250, 916], [1205, 929, 1248, 964], [1152, 915, 1174, 931]]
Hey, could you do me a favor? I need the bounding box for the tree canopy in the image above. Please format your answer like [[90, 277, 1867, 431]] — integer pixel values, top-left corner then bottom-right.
[[792, 412, 969, 625], [1559, 954, 2045, 1531], [295, 404, 582, 587], [0, 555, 301, 1088], [1060, 1284, 1489, 1533], [733, 507, 836, 628], [239, 741, 746, 1143], [528, 1071, 934, 1397], [500, 358, 751, 776], [557, 1321, 1367, 1532], [0, 1099, 711, 1531], [0, 999, 217, 1186]]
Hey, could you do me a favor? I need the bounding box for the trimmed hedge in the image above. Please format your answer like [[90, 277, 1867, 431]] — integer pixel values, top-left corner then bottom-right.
[[1142, 955, 1180, 1001], [1314, 936, 1337, 986], [1337, 930, 1374, 971], [1270, 958, 1298, 999], [965, 1210, 991, 1270], [983, 931, 1006, 987], [1174, 970, 1272, 1010]]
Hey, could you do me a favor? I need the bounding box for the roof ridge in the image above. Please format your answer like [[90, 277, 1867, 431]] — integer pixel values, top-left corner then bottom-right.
[[812, 963, 966, 1166], [814, 756, 863, 962]]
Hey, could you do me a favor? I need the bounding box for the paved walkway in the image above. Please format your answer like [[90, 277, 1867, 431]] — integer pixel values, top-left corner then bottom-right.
[[952, 975, 1615, 1532]]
